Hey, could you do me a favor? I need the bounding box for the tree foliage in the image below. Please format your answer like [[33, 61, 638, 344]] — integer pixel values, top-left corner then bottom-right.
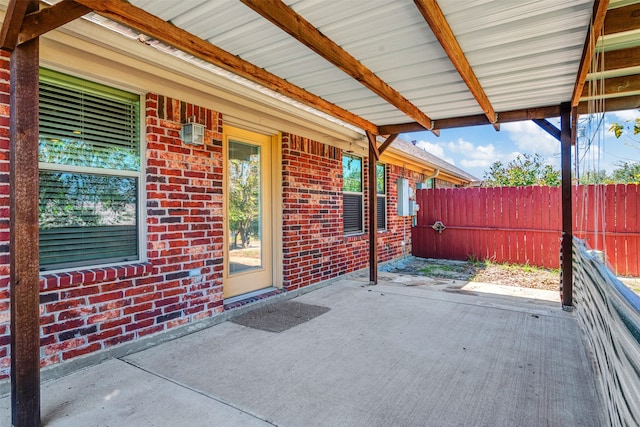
[[228, 156, 260, 249], [588, 110, 640, 184], [609, 116, 640, 139], [611, 161, 640, 184], [38, 138, 138, 229], [578, 169, 610, 185], [342, 155, 362, 192], [577, 162, 640, 184], [483, 153, 561, 187]]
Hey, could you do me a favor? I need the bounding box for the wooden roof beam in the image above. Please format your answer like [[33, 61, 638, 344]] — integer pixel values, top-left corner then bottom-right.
[[603, 3, 640, 35], [73, 0, 379, 135], [240, 0, 437, 135], [0, 0, 30, 51], [413, 0, 499, 130], [577, 94, 640, 114], [571, 0, 610, 107], [598, 46, 640, 72], [378, 105, 562, 133], [18, 1, 92, 46], [379, 93, 640, 134], [581, 73, 640, 98]]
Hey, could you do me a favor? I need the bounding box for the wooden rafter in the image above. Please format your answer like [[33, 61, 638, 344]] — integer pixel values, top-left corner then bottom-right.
[[599, 46, 640, 72], [413, 0, 498, 130], [18, 1, 92, 46], [571, 0, 610, 107], [73, 0, 379, 135], [581, 74, 640, 98], [240, 0, 437, 134], [603, 3, 640, 35], [577, 94, 640, 114], [0, 0, 30, 51]]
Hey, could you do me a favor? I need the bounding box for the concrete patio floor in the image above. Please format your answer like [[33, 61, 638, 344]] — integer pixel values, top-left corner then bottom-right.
[[0, 272, 602, 426]]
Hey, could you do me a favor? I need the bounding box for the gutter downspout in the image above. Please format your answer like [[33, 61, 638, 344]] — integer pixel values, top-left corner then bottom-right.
[[424, 168, 440, 182]]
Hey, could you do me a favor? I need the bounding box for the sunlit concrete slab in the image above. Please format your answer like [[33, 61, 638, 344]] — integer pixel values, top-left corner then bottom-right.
[[0, 358, 270, 426], [1, 277, 602, 426]]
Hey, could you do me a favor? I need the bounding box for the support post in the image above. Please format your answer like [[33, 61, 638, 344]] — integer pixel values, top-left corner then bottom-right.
[[367, 133, 378, 284], [365, 132, 396, 285], [10, 1, 41, 424], [560, 102, 573, 309]]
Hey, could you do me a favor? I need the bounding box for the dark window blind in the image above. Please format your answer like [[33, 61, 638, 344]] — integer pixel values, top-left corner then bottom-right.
[[343, 193, 363, 234], [38, 70, 140, 270]]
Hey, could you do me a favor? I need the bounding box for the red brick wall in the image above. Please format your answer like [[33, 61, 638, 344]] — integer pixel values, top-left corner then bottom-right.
[[0, 84, 226, 378], [0, 60, 435, 378], [0, 51, 10, 377], [381, 164, 419, 260], [281, 134, 417, 291]]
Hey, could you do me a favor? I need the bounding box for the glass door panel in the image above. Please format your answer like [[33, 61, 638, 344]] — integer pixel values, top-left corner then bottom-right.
[[228, 140, 262, 274]]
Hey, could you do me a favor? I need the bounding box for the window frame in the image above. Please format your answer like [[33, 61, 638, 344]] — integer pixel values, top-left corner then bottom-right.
[[38, 69, 146, 273], [342, 153, 364, 235], [376, 162, 387, 231]]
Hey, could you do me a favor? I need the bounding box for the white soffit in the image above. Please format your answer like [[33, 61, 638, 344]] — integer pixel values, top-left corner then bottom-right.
[[126, 0, 595, 124]]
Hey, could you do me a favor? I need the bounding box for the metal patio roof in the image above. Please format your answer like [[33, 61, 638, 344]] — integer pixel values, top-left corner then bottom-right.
[[34, 0, 634, 137], [1, 0, 630, 183], [127, 0, 594, 127]]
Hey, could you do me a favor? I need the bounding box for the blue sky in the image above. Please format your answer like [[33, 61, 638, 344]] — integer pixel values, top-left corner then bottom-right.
[[401, 109, 640, 181]]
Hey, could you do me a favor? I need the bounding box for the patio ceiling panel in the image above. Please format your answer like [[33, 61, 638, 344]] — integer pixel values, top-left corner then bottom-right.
[[128, 0, 406, 128], [121, 0, 603, 132], [439, 0, 595, 113], [278, 0, 480, 121]]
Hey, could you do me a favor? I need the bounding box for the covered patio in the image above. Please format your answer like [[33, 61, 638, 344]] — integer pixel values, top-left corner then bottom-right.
[[0, 269, 602, 426], [1, 0, 640, 425]]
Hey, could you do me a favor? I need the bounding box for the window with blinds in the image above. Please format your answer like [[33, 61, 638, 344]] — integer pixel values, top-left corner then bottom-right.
[[342, 154, 363, 234], [38, 69, 142, 271], [376, 163, 386, 230]]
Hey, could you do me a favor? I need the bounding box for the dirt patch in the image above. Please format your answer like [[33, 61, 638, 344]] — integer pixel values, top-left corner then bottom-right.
[[381, 257, 560, 291]]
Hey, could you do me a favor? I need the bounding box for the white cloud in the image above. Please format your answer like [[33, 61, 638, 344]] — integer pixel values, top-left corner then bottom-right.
[[612, 110, 639, 122], [447, 138, 512, 168], [460, 158, 492, 168], [415, 137, 525, 171], [446, 139, 475, 153], [502, 121, 558, 156]]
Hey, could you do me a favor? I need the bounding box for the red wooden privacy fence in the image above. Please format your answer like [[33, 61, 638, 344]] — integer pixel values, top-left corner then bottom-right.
[[411, 184, 640, 277]]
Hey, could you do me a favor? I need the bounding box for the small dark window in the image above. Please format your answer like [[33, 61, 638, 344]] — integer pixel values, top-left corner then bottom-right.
[[342, 154, 363, 234], [376, 163, 386, 230]]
